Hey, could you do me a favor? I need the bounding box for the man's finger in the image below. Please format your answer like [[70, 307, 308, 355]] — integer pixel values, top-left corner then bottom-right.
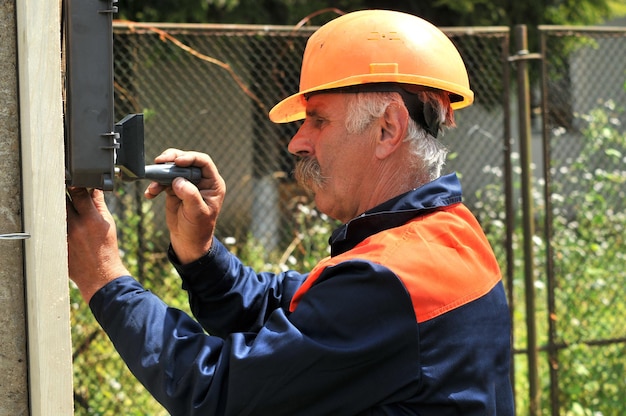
[[89, 189, 109, 215], [154, 148, 184, 164], [171, 177, 204, 205], [66, 187, 95, 215], [144, 181, 166, 200]]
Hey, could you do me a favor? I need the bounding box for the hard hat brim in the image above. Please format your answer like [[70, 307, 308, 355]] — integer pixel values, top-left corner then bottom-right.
[[269, 76, 474, 124]]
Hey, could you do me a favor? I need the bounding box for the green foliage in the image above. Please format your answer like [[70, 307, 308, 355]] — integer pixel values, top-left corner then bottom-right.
[[117, 0, 354, 25], [550, 102, 626, 415], [117, 0, 210, 23], [117, 0, 626, 26]]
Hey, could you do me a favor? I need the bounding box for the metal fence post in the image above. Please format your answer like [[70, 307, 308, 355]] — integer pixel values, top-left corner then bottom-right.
[[538, 27, 561, 416], [510, 24, 541, 415]]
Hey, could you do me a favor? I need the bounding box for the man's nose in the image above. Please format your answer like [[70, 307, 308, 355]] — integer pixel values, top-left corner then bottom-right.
[[287, 125, 314, 156]]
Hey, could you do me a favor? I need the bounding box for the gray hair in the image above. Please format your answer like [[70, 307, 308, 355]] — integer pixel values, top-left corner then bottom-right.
[[344, 89, 455, 182]]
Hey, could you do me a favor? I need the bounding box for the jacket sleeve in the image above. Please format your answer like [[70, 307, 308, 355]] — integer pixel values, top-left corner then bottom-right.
[[89, 260, 422, 416], [169, 238, 308, 337]]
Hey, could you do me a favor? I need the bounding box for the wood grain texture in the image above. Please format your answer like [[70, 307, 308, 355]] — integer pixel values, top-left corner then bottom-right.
[[16, 0, 74, 414]]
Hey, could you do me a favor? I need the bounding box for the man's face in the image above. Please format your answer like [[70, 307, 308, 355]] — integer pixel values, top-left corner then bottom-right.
[[288, 93, 377, 223]]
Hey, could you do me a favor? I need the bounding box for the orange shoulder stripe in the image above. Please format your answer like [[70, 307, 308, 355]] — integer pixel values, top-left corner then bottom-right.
[[289, 204, 502, 322]]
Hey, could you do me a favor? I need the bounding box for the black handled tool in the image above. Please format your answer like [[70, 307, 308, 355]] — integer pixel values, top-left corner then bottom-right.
[[115, 114, 202, 185]]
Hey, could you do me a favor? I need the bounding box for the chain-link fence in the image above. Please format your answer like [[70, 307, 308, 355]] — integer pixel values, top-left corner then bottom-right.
[[113, 23, 311, 252], [538, 26, 626, 416]]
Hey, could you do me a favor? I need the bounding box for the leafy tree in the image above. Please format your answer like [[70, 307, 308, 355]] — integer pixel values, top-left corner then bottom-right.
[[116, 0, 625, 61], [118, 0, 626, 28], [118, 0, 210, 23]]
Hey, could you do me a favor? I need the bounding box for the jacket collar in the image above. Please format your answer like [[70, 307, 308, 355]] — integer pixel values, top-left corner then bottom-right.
[[329, 173, 463, 256]]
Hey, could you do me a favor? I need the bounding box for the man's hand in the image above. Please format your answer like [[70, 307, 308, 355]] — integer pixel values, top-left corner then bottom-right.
[[144, 149, 226, 264], [66, 187, 130, 303]]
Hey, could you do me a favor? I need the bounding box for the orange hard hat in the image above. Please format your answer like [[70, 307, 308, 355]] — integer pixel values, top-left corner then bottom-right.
[[269, 9, 474, 123]]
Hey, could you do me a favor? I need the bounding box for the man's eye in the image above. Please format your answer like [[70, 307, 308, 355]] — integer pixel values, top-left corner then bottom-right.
[[313, 117, 325, 127]]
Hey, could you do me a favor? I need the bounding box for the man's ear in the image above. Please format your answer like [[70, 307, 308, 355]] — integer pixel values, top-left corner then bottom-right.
[[375, 102, 409, 160]]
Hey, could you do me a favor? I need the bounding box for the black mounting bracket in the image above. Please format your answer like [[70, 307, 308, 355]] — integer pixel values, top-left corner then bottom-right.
[[63, 0, 200, 190]]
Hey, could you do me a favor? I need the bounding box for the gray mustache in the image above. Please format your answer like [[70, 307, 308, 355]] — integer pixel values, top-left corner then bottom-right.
[[294, 157, 326, 191]]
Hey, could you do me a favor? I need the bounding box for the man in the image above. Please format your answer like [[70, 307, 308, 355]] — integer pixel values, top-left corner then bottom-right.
[[67, 9, 514, 415]]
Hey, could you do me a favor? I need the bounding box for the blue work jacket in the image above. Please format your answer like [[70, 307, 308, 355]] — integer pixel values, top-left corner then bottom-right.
[[90, 173, 515, 415]]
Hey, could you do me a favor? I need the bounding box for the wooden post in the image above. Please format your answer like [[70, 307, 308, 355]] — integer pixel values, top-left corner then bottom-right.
[[15, 0, 74, 414]]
